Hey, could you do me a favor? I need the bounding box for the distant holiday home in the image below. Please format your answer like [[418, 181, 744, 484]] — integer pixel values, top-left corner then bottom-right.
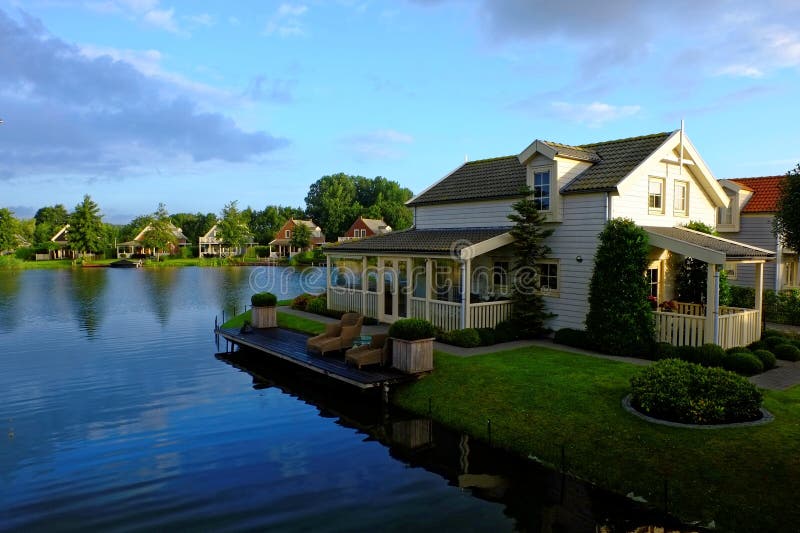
[[116, 223, 188, 258], [48, 224, 74, 259], [199, 224, 256, 257], [269, 218, 326, 257], [338, 216, 392, 241], [324, 129, 774, 349], [717, 176, 796, 291]]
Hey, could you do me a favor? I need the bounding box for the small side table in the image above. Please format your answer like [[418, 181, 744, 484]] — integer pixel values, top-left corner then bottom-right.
[[352, 335, 372, 348]]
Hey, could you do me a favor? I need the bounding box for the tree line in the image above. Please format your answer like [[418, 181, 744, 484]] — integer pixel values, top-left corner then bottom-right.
[[0, 173, 414, 255]]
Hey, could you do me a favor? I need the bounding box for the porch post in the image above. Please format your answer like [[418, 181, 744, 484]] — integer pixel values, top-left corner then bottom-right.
[[460, 260, 468, 329], [705, 264, 718, 344], [361, 256, 368, 317], [326, 254, 332, 305], [463, 258, 472, 329], [755, 261, 764, 338], [425, 259, 432, 320]]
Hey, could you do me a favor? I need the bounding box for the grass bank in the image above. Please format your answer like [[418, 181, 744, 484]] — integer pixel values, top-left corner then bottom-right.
[[0, 257, 293, 270], [220, 308, 324, 335], [392, 348, 800, 531]]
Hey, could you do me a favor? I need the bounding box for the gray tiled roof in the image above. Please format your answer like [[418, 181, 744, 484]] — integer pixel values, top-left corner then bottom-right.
[[644, 226, 775, 260], [324, 227, 512, 256], [407, 132, 673, 206], [562, 132, 672, 193], [407, 157, 526, 206]]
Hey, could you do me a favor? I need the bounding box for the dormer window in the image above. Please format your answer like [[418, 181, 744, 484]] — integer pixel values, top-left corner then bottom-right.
[[648, 177, 665, 214], [533, 169, 551, 211]]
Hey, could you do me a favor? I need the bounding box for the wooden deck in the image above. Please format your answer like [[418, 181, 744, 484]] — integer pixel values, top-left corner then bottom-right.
[[216, 326, 411, 389]]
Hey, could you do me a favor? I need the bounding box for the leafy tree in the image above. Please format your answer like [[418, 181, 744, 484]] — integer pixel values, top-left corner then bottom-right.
[[139, 203, 177, 256], [774, 164, 800, 251], [305, 173, 360, 240], [120, 215, 154, 243], [33, 204, 69, 244], [507, 186, 555, 338], [0, 208, 18, 251], [586, 218, 654, 356], [249, 205, 305, 244], [171, 212, 216, 245], [675, 221, 731, 306], [68, 195, 105, 254], [217, 201, 251, 253], [290, 221, 312, 250]]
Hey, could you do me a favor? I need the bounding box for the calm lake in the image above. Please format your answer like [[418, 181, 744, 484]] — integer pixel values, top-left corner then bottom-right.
[[0, 267, 683, 532]]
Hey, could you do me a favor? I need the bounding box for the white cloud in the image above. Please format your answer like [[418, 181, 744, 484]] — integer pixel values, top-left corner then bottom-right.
[[265, 3, 308, 37], [716, 64, 764, 78], [550, 102, 641, 127], [186, 13, 214, 27], [86, 0, 186, 34], [341, 129, 414, 160]]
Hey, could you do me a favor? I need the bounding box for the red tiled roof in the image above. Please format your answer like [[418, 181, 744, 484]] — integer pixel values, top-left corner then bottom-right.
[[729, 176, 785, 213]]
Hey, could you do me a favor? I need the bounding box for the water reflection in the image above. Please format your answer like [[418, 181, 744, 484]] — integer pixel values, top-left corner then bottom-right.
[[68, 268, 108, 337], [140, 268, 178, 325], [0, 271, 21, 333], [217, 350, 692, 533]]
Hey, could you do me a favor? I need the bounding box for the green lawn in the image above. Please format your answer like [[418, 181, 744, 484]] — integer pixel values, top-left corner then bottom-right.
[[392, 348, 800, 531], [220, 309, 325, 335]]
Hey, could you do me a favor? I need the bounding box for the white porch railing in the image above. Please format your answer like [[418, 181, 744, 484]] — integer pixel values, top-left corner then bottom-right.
[[365, 292, 378, 318], [328, 287, 363, 312], [428, 300, 461, 331], [718, 308, 760, 349], [655, 312, 706, 347], [470, 300, 513, 329], [410, 297, 426, 319]]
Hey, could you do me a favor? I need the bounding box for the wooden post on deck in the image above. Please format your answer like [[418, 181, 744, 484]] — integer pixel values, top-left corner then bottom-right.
[[463, 258, 471, 329], [755, 261, 764, 337], [705, 264, 717, 344], [425, 258, 432, 320], [326, 254, 331, 303], [361, 256, 368, 317]]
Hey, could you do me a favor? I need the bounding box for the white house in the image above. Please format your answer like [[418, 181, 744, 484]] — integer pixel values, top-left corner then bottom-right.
[[116, 223, 189, 258], [199, 224, 256, 257], [324, 130, 774, 349], [717, 176, 796, 291]]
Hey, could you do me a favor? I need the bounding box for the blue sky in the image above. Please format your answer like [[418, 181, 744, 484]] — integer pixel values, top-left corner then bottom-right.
[[2, 0, 800, 223]]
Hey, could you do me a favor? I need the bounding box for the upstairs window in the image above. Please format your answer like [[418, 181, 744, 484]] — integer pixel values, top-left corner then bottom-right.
[[533, 170, 551, 211], [648, 178, 664, 214], [717, 192, 736, 227], [674, 181, 689, 216], [285, 229, 291, 238]]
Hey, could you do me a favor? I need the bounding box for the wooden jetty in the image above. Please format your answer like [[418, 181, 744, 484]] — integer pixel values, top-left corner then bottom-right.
[[216, 326, 412, 391]]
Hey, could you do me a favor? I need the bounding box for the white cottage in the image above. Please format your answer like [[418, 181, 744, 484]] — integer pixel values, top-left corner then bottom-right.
[[324, 130, 774, 349]]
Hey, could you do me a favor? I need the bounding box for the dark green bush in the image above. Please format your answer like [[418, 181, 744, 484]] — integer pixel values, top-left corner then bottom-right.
[[747, 340, 767, 351], [630, 359, 763, 424], [762, 329, 786, 339], [291, 293, 314, 311], [388, 318, 437, 341], [726, 346, 750, 354], [251, 292, 277, 307], [753, 349, 777, 370], [14, 247, 35, 261], [653, 342, 677, 360], [554, 328, 592, 350], [722, 352, 764, 376], [675, 345, 700, 364], [252, 245, 270, 258], [695, 343, 726, 367], [438, 328, 482, 348], [306, 296, 327, 315], [773, 343, 800, 361], [476, 328, 497, 346], [494, 320, 520, 343], [728, 286, 755, 308], [763, 335, 788, 350]]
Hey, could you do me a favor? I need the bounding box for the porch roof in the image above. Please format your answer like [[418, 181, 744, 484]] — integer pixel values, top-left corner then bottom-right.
[[644, 226, 775, 264], [324, 227, 513, 259]]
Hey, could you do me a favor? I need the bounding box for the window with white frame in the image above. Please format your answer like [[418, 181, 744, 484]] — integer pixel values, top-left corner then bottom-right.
[[723, 262, 737, 281], [533, 169, 551, 211], [674, 180, 689, 216], [717, 193, 735, 226], [536, 261, 559, 294], [648, 177, 665, 214], [285, 229, 291, 238], [646, 267, 660, 299], [359, 229, 367, 237], [492, 261, 510, 294]]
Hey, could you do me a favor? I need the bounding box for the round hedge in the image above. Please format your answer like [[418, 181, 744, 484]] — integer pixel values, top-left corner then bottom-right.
[[388, 318, 437, 341], [251, 292, 277, 307], [773, 343, 800, 362], [306, 296, 327, 315], [753, 349, 777, 370], [630, 359, 763, 425], [722, 352, 764, 376]]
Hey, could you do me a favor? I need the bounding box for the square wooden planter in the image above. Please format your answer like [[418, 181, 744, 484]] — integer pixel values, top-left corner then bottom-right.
[[251, 306, 277, 328], [391, 337, 434, 374]]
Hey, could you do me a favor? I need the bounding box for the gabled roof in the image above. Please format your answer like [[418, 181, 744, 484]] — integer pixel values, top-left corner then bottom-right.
[[728, 176, 785, 213], [561, 132, 672, 193], [51, 224, 69, 243], [357, 217, 391, 234], [325, 227, 511, 257], [406, 132, 673, 206], [645, 226, 774, 263], [133, 223, 188, 242]]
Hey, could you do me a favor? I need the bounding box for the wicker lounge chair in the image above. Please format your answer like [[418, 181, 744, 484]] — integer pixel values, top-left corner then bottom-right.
[[306, 313, 364, 356], [345, 333, 390, 369]]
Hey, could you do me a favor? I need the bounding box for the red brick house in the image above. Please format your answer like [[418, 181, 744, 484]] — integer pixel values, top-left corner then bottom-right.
[[269, 218, 326, 257], [338, 216, 392, 241]]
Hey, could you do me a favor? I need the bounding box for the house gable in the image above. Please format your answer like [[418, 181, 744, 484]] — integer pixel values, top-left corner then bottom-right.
[[50, 224, 70, 243]]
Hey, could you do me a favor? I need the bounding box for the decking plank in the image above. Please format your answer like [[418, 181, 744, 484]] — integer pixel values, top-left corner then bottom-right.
[[217, 327, 410, 388]]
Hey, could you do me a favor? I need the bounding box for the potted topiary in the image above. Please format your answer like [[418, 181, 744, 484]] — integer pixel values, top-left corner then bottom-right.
[[250, 292, 278, 328], [388, 318, 436, 374]]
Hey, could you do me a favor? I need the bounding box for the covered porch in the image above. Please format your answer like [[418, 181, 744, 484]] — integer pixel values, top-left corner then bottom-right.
[[324, 228, 516, 331], [645, 226, 775, 350]]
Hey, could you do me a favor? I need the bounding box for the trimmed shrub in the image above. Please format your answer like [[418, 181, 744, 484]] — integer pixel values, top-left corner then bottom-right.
[[726, 346, 750, 355], [675, 344, 700, 364], [291, 293, 314, 311], [439, 328, 482, 348], [722, 352, 764, 376], [695, 343, 726, 367], [773, 343, 800, 362], [747, 340, 767, 351], [306, 296, 327, 315], [630, 359, 763, 424], [476, 328, 497, 346], [388, 318, 437, 341], [554, 328, 592, 350], [653, 342, 677, 361], [14, 247, 35, 261], [251, 292, 277, 307], [763, 335, 788, 350], [753, 349, 777, 370], [494, 320, 520, 343], [729, 285, 755, 309]]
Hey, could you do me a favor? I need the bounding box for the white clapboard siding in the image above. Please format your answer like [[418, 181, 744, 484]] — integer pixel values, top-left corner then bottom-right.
[[414, 199, 517, 229]]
